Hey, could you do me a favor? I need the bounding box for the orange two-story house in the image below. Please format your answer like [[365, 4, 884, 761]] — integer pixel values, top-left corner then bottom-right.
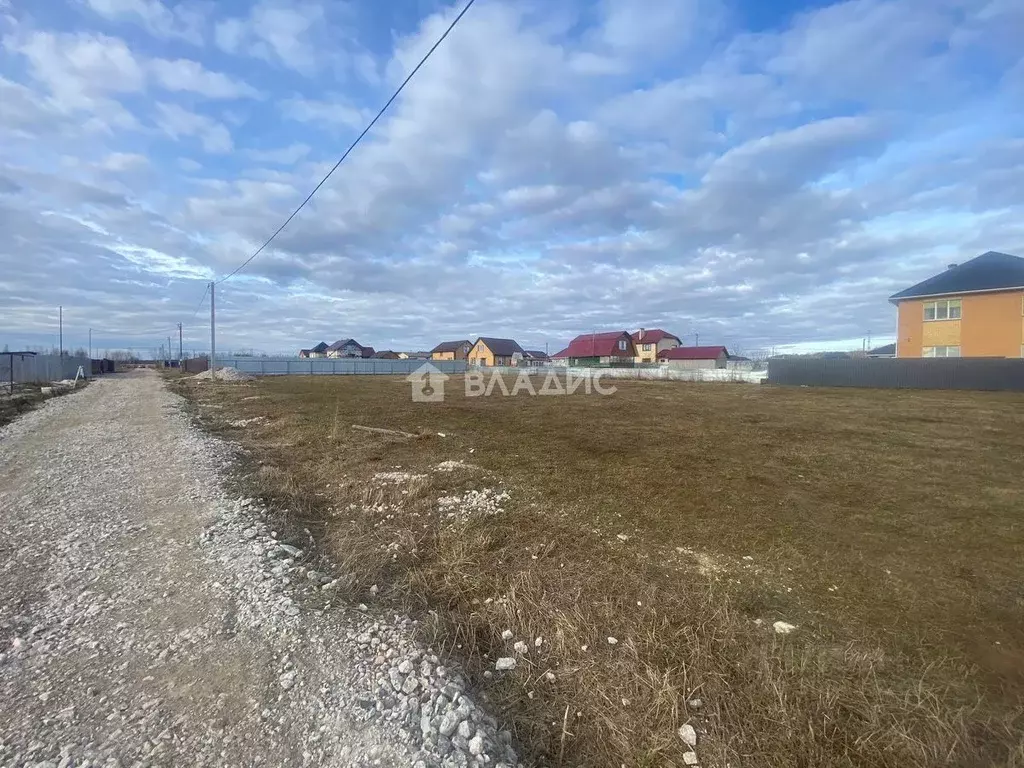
[[889, 251, 1024, 358]]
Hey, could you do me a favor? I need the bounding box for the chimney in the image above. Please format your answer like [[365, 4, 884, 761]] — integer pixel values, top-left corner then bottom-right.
[[638, 328, 645, 341], [947, 263, 957, 269]]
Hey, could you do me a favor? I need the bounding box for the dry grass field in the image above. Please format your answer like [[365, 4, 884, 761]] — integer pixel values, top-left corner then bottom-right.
[[176, 373, 1024, 767]]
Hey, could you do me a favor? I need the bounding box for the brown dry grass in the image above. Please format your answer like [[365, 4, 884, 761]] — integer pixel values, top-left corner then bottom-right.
[[175, 374, 1024, 767]]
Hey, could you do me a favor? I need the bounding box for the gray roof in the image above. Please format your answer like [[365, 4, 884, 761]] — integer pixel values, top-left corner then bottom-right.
[[522, 350, 548, 359], [889, 251, 1024, 301], [867, 343, 897, 356], [475, 337, 524, 356], [431, 340, 471, 353], [327, 338, 364, 351]]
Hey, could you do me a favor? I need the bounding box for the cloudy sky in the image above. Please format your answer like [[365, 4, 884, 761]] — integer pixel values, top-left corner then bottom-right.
[[1, 0, 1022, 357]]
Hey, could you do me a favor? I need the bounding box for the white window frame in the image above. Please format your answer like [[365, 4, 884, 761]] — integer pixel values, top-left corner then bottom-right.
[[642, 343, 652, 351], [923, 298, 962, 322], [922, 346, 961, 358], [618, 339, 627, 351]]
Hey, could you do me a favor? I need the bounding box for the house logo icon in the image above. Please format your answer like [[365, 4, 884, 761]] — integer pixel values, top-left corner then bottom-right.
[[406, 363, 450, 403]]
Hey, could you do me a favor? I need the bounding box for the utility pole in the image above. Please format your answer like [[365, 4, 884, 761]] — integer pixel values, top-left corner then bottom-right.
[[88, 328, 92, 360], [178, 323, 183, 362], [59, 305, 63, 357], [694, 331, 699, 347], [167, 336, 172, 363], [209, 281, 216, 381]]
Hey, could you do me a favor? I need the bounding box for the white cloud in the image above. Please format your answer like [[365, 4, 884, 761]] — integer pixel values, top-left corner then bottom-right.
[[4, 29, 259, 114], [244, 143, 311, 164], [4, 31, 145, 108], [215, 2, 325, 73], [1, 0, 1022, 354], [81, 0, 205, 43], [149, 58, 260, 99], [100, 152, 148, 172], [155, 103, 233, 153], [281, 96, 368, 130]]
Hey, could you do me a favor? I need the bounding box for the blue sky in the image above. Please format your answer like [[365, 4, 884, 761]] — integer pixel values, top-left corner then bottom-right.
[[1, 0, 1022, 357]]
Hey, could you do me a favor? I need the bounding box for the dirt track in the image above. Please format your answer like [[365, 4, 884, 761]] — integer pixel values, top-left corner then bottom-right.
[[0, 372, 516, 768]]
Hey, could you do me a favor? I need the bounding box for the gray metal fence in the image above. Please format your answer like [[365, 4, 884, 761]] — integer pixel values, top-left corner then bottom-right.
[[767, 357, 1024, 391], [0, 354, 92, 387], [217, 357, 468, 376]]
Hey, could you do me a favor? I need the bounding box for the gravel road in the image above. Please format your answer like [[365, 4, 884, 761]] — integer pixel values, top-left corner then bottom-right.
[[0, 372, 518, 768]]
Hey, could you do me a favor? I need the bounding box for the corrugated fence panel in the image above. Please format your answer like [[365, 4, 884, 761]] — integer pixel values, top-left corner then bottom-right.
[[216, 358, 468, 377], [0, 354, 92, 385], [767, 358, 1024, 391]]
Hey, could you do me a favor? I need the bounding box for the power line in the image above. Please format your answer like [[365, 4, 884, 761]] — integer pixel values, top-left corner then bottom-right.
[[189, 283, 210, 320], [215, 0, 477, 285], [90, 326, 181, 339]]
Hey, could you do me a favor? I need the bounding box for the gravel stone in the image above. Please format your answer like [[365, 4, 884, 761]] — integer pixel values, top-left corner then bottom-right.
[[0, 372, 520, 768], [494, 658, 517, 671], [678, 723, 698, 747]]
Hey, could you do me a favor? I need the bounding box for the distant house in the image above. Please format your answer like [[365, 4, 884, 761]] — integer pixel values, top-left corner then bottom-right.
[[468, 337, 525, 367], [431, 340, 473, 361], [658, 346, 729, 369], [299, 341, 329, 358], [326, 339, 374, 358], [551, 332, 636, 367], [866, 343, 897, 358], [522, 350, 549, 366], [373, 350, 401, 359], [889, 251, 1024, 358], [631, 328, 682, 363]]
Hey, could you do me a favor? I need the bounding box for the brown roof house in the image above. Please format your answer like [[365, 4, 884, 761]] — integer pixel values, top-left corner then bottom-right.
[[326, 339, 375, 358], [298, 341, 329, 358], [521, 350, 549, 366], [468, 337, 525, 367], [431, 340, 473, 361], [631, 328, 682, 363]]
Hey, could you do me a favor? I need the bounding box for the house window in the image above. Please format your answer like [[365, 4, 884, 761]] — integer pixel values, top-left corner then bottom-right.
[[618, 340, 627, 351], [923, 299, 961, 321], [922, 346, 961, 357], [642, 343, 652, 351]]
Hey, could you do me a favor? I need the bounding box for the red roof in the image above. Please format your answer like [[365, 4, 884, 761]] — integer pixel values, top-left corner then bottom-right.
[[630, 329, 680, 344], [658, 345, 728, 360], [552, 332, 635, 359]]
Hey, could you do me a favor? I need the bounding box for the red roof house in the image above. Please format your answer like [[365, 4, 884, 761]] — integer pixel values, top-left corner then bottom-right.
[[552, 332, 636, 366]]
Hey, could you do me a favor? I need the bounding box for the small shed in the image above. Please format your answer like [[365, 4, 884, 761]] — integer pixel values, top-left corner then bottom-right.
[[658, 346, 729, 370]]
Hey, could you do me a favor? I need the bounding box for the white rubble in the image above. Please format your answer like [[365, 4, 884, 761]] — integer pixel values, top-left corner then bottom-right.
[[678, 723, 698, 746]]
